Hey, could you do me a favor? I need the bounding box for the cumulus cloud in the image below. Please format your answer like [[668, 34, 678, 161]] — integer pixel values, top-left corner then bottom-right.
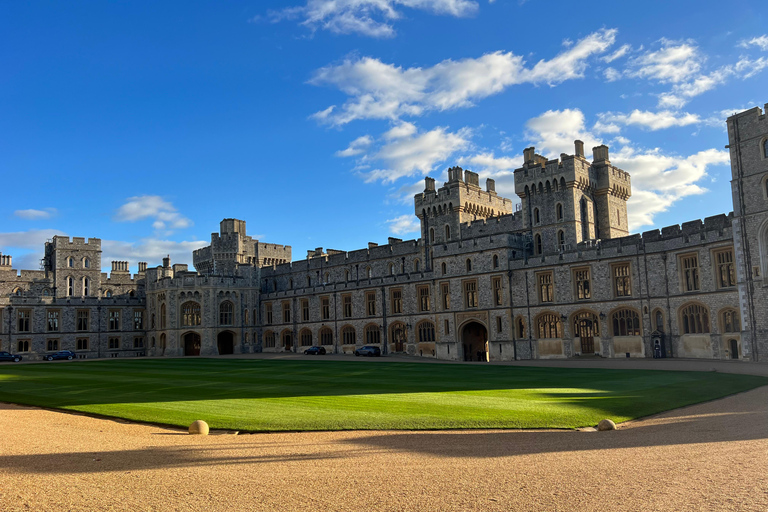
[[265, 0, 479, 38], [0, 229, 68, 271], [14, 208, 57, 220], [336, 135, 373, 156], [594, 110, 701, 132], [625, 39, 702, 83], [386, 214, 421, 235], [525, 109, 601, 156], [114, 196, 193, 232], [739, 35, 768, 51], [310, 28, 617, 125]]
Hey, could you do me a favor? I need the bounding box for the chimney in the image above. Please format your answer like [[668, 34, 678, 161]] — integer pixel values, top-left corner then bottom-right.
[[574, 140, 585, 158], [486, 178, 496, 193], [424, 177, 436, 192], [592, 145, 610, 163], [163, 255, 171, 268], [447, 166, 464, 183], [138, 262, 147, 273], [368, 242, 378, 249], [523, 147, 535, 163]]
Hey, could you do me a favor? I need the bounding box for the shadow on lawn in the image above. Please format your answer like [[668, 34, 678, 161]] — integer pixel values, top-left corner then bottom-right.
[[0, 387, 765, 474]]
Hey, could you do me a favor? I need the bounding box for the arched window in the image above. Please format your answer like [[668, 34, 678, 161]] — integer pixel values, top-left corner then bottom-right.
[[445, 225, 451, 240], [680, 303, 710, 334], [342, 325, 356, 345], [720, 309, 740, 333], [67, 277, 74, 296], [430, 228, 435, 243], [244, 309, 250, 326], [68, 257, 75, 268], [324, 272, 330, 284], [367, 266, 372, 278], [181, 302, 201, 327], [535, 234, 542, 255], [307, 276, 312, 287], [413, 260, 420, 272], [388, 263, 394, 275], [320, 327, 333, 346], [441, 262, 447, 275], [572, 311, 600, 336], [763, 138, 768, 158], [466, 259, 472, 272], [160, 303, 166, 329], [533, 208, 540, 225], [493, 254, 499, 268], [104, 289, 112, 298], [82, 277, 90, 296], [219, 301, 234, 325], [300, 329, 312, 346], [558, 230, 565, 250], [263, 331, 276, 348], [516, 317, 526, 339], [536, 313, 562, 339], [151, 313, 156, 329], [365, 324, 381, 344], [560, 177, 566, 189], [83, 257, 90, 268], [556, 203, 563, 221], [345, 270, 350, 282], [417, 321, 435, 342], [654, 309, 664, 332], [43, 288, 50, 297], [612, 309, 640, 336]]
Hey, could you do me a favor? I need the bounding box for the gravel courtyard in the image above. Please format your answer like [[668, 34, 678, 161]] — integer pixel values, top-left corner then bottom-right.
[[0, 359, 765, 511]]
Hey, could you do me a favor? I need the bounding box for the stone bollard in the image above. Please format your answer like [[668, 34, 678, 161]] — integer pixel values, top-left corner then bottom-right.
[[597, 419, 616, 431], [189, 420, 209, 435]]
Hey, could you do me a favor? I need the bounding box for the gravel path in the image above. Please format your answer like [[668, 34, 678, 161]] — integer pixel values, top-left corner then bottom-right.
[[0, 360, 766, 511]]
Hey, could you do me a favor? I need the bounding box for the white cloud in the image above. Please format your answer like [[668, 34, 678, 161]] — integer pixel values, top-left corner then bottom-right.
[[594, 110, 700, 132], [625, 39, 702, 83], [739, 35, 768, 51], [14, 208, 57, 220], [383, 121, 418, 140], [101, 238, 208, 270], [603, 67, 621, 82], [525, 109, 601, 157], [114, 196, 192, 232], [310, 28, 617, 125], [601, 44, 631, 63], [386, 214, 421, 235], [336, 135, 373, 157], [0, 229, 67, 250], [267, 0, 479, 38]]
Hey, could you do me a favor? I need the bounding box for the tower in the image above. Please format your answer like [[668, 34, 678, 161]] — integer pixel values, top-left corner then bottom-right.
[[44, 236, 102, 298]]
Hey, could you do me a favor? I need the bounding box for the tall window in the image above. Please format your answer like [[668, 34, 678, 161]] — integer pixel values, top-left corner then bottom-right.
[[320, 327, 333, 346], [282, 302, 291, 323], [574, 268, 591, 300], [714, 249, 735, 288], [68, 257, 74, 268], [67, 276, 74, 297], [82, 277, 90, 296], [343, 295, 353, 318], [557, 231, 565, 250], [441, 282, 450, 309], [680, 303, 710, 334], [536, 314, 562, 339], [492, 277, 503, 306], [441, 262, 447, 275], [493, 254, 499, 268], [109, 310, 121, 330], [300, 329, 312, 346], [418, 286, 430, 312], [466, 259, 472, 272], [391, 290, 402, 314], [160, 303, 167, 329], [613, 263, 632, 297], [133, 337, 144, 349], [680, 254, 700, 292], [445, 225, 451, 240], [134, 310, 144, 330], [413, 260, 420, 272], [301, 299, 310, 321], [264, 331, 276, 348], [556, 203, 563, 221], [342, 326, 356, 345], [17, 340, 30, 352], [265, 303, 273, 325], [365, 324, 381, 344], [109, 337, 120, 349], [764, 138, 768, 158], [654, 310, 664, 332], [47, 339, 59, 351], [721, 309, 740, 333], [538, 272, 553, 303], [77, 310, 89, 331], [418, 321, 435, 342], [388, 263, 394, 275], [366, 292, 376, 316], [429, 228, 435, 243], [612, 309, 640, 336], [76, 338, 89, 350], [533, 208, 540, 224], [516, 317, 525, 339], [47, 310, 59, 332], [463, 281, 478, 308], [219, 302, 233, 325], [535, 234, 542, 255], [83, 257, 90, 268], [181, 302, 201, 327], [244, 309, 250, 326], [321, 297, 330, 320], [367, 266, 372, 278], [17, 310, 31, 332]]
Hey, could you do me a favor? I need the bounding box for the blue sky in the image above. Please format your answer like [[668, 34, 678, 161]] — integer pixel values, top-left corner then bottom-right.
[[1, 1, 767, 272]]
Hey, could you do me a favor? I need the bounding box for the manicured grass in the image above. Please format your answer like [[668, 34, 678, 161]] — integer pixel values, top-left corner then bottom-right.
[[0, 358, 765, 431]]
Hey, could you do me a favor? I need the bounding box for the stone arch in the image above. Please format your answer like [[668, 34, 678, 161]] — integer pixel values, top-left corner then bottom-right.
[[460, 320, 488, 362], [570, 310, 600, 354], [182, 331, 201, 356], [217, 330, 235, 355], [319, 326, 333, 346], [389, 321, 407, 352], [219, 300, 234, 326], [299, 328, 312, 347], [533, 311, 562, 339], [341, 325, 356, 345], [678, 302, 711, 335], [560, 177, 566, 189], [610, 306, 642, 336], [281, 329, 293, 351]]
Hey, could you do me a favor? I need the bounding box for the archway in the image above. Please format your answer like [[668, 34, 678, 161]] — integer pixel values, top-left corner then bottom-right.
[[729, 339, 739, 359], [217, 331, 234, 355], [390, 322, 407, 352], [159, 333, 166, 356], [183, 332, 201, 356], [462, 321, 488, 362], [282, 331, 293, 351]]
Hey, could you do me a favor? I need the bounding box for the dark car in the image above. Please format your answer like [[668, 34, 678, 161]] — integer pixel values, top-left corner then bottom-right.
[[354, 345, 381, 357], [304, 346, 326, 355], [45, 350, 76, 361], [0, 351, 23, 362]]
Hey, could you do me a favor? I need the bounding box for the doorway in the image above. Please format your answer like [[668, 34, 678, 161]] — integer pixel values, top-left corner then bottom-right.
[[462, 322, 488, 362], [391, 323, 406, 352], [183, 332, 201, 356], [217, 331, 234, 355], [576, 318, 596, 354], [729, 339, 739, 359], [282, 331, 293, 351]]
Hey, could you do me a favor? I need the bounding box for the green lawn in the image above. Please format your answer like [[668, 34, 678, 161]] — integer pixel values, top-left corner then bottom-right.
[[0, 358, 764, 431]]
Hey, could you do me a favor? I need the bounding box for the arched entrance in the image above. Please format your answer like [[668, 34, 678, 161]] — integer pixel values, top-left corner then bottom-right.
[[282, 331, 293, 351], [159, 333, 166, 356], [572, 312, 599, 354], [729, 339, 739, 359], [183, 332, 201, 356], [390, 322, 407, 352], [217, 331, 234, 355], [462, 322, 488, 362]]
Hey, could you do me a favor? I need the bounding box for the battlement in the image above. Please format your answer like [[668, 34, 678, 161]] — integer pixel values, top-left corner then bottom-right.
[[51, 236, 101, 249]]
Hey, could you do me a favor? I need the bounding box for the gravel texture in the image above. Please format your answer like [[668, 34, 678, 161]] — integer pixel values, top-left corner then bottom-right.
[[0, 363, 765, 511]]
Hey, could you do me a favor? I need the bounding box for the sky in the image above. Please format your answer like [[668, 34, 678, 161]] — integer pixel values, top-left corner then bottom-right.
[[1, 1, 767, 272]]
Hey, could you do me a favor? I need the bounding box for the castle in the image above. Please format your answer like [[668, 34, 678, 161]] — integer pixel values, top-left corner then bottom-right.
[[2, 105, 768, 362]]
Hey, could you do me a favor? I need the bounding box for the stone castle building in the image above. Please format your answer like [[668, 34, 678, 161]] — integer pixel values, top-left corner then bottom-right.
[[2, 105, 768, 362]]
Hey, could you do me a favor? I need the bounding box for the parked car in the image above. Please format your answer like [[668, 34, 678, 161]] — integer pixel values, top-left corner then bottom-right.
[[354, 345, 381, 357], [45, 350, 76, 361], [304, 346, 326, 355], [0, 351, 22, 362]]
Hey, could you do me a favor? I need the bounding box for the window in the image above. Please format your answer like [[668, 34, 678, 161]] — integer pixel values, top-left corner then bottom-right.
[[613, 263, 632, 297], [104, 290, 112, 298], [493, 254, 499, 269], [300, 329, 312, 346], [366, 292, 376, 316], [160, 303, 167, 329], [367, 266, 372, 278], [418, 286, 430, 312], [134, 310, 144, 330], [109, 337, 120, 350], [82, 277, 90, 296], [109, 310, 121, 330], [133, 337, 144, 349], [17, 340, 29, 352], [721, 309, 740, 333], [574, 268, 591, 300], [535, 234, 542, 255], [533, 208, 540, 224], [47, 339, 59, 351], [463, 281, 478, 308], [365, 324, 381, 344], [418, 321, 435, 342], [714, 248, 735, 288], [320, 327, 333, 346], [67, 276, 74, 296], [680, 303, 710, 334], [764, 138, 768, 158], [537, 272, 553, 303], [492, 277, 503, 306], [265, 303, 273, 325], [441, 282, 451, 310], [68, 257, 74, 268], [181, 302, 201, 327], [558, 230, 565, 251], [429, 228, 435, 243], [218, 302, 233, 325], [445, 225, 451, 240], [244, 309, 250, 326], [264, 331, 276, 348], [342, 326, 356, 345], [466, 259, 472, 272], [612, 309, 640, 336], [556, 203, 563, 221], [282, 302, 291, 323], [13, 287, 22, 297], [516, 317, 526, 339], [536, 314, 562, 339], [654, 310, 664, 332], [17, 310, 31, 332], [301, 299, 310, 321], [343, 295, 353, 318], [444, 320, 450, 334], [47, 310, 59, 332], [76, 310, 89, 331], [413, 260, 420, 272], [680, 254, 700, 292], [496, 316, 503, 332], [388, 263, 395, 275], [321, 297, 330, 320], [441, 262, 447, 275], [391, 290, 402, 314], [76, 338, 89, 350], [83, 257, 90, 268]]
